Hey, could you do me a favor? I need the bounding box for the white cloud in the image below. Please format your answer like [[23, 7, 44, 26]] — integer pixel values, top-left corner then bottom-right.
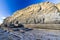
[[1, 17, 6, 19], [0, 19, 3, 24], [0, 17, 6, 24], [47, 0, 60, 4]]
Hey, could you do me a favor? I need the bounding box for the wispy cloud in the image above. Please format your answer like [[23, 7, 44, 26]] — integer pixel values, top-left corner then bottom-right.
[[0, 17, 6, 24], [47, 0, 60, 4]]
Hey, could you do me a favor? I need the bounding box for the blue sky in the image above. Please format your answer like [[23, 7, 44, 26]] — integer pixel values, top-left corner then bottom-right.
[[0, 0, 60, 24]]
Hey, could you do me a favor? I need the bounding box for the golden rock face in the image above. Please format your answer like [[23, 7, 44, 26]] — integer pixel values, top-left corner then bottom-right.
[[3, 2, 60, 25], [56, 3, 60, 11]]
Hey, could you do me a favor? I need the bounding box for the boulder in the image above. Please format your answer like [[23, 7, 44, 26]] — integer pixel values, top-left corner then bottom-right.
[[1, 2, 60, 27]]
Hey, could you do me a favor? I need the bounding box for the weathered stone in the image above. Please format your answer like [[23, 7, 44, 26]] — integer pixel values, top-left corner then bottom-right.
[[1, 2, 60, 27]]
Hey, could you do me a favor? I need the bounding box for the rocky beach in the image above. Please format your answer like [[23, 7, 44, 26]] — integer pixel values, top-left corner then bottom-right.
[[0, 28, 60, 40], [0, 2, 60, 40]]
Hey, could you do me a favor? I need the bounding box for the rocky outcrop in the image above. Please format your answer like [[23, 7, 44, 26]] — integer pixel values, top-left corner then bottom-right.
[[2, 2, 60, 27], [56, 3, 60, 12]]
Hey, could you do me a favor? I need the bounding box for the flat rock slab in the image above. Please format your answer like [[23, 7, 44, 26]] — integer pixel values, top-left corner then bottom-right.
[[0, 28, 60, 40], [24, 24, 60, 30]]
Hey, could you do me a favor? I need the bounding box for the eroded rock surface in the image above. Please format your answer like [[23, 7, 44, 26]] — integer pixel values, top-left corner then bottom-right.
[[2, 2, 60, 26], [0, 28, 60, 40]]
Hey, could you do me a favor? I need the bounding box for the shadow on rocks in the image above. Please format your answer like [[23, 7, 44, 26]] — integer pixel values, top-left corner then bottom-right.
[[10, 24, 33, 33]]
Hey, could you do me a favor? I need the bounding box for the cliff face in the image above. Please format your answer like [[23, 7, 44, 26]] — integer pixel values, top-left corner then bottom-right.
[[2, 2, 60, 26]]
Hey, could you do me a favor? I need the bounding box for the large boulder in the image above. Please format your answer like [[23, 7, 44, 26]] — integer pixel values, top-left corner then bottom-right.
[[2, 2, 60, 27]]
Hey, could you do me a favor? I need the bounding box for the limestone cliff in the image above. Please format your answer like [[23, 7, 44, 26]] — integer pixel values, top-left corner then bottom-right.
[[2, 2, 60, 26]]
